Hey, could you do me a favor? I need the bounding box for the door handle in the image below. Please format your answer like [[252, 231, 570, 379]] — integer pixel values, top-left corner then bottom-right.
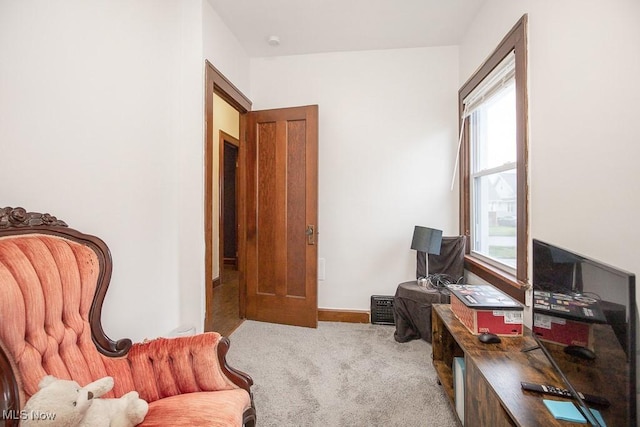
[[306, 225, 316, 245]]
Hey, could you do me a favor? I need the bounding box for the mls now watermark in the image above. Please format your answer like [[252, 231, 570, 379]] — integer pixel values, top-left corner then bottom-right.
[[2, 409, 57, 421]]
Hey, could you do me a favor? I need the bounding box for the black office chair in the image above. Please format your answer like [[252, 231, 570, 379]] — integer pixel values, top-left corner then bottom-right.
[[416, 235, 466, 280]]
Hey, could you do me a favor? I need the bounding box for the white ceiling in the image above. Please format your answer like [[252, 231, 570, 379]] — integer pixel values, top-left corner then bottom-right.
[[207, 0, 486, 58]]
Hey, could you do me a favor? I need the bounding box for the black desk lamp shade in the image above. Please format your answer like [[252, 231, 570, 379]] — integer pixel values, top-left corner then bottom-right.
[[411, 226, 443, 255], [411, 226, 443, 277]]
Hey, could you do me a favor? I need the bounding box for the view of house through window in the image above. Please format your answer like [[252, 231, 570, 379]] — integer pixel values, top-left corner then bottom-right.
[[466, 52, 517, 271]]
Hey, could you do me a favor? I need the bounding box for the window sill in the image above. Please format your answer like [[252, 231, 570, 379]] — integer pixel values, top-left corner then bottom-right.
[[464, 255, 527, 303]]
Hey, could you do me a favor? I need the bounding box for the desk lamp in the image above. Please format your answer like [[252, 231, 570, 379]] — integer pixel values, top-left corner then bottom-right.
[[411, 226, 443, 284]]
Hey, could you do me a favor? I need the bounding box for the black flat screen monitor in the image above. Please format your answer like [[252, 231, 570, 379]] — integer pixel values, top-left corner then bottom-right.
[[532, 239, 637, 426]]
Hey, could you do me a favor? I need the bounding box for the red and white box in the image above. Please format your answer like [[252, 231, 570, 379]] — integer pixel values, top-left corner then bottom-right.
[[533, 313, 594, 349], [449, 284, 524, 336]]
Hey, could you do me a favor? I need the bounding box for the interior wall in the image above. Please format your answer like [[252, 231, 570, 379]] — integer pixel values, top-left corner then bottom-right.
[[176, 0, 205, 338], [212, 94, 240, 281], [460, 0, 640, 300], [202, 0, 251, 97], [0, 0, 191, 342], [0, 0, 252, 342], [250, 46, 459, 311], [8, 0, 635, 345]]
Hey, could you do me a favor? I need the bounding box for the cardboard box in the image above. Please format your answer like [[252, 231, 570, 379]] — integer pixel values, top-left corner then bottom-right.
[[449, 284, 524, 336], [533, 313, 594, 349]]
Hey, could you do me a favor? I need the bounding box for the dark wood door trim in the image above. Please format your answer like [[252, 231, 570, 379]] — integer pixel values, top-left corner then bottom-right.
[[204, 61, 251, 332], [318, 309, 369, 323]]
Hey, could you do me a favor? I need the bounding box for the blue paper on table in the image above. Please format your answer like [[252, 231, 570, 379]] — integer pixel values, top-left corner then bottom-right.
[[543, 399, 607, 426]]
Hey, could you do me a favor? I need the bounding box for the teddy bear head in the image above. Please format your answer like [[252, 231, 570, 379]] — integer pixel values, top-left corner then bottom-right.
[[22, 375, 100, 426]]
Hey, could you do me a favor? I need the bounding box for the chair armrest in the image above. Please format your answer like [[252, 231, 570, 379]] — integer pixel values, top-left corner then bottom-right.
[[127, 332, 252, 402], [217, 336, 253, 394], [0, 339, 22, 427]]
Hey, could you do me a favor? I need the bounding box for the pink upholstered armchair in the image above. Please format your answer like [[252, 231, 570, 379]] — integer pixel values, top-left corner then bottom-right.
[[0, 207, 256, 426]]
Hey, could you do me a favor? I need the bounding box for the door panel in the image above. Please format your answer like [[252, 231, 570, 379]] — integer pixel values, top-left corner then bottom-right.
[[286, 120, 307, 298], [246, 105, 318, 328]]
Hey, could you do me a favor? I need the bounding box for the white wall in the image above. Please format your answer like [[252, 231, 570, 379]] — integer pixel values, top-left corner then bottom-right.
[[0, 0, 252, 342], [176, 0, 206, 338], [7, 0, 635, 344], [460, 0, 640, 297], [250, 47, 459, 310], [202, 0, 251, 97], [0, 0, 193, 342]]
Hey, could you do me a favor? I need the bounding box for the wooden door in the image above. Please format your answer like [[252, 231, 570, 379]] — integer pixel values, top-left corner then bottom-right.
[[245, 105, 318, 328]]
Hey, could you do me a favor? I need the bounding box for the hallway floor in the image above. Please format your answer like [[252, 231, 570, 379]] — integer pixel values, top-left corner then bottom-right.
[[212, 267, 243, 337]]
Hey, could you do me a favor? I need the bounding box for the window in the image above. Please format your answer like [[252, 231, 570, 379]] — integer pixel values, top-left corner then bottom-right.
[[468, 53, 517, 271], [459, 16, 528, 300]]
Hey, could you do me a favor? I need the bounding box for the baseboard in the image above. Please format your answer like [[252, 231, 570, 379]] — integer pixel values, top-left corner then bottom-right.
[[318, 308, 370, 323], [212, 276, 221, 288]]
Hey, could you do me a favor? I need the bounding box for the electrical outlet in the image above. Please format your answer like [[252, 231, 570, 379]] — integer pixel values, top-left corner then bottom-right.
[[318, 258, 325, 281]]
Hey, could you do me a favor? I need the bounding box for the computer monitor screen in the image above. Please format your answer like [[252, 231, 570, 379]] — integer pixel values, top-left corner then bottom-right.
[[532, 239, 637, 426]]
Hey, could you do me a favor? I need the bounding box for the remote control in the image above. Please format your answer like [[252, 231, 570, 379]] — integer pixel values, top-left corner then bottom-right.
[[520, 382, 610, 407]]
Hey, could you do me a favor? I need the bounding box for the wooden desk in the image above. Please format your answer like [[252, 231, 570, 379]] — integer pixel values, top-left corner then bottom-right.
[[432, 304, 626, 426]]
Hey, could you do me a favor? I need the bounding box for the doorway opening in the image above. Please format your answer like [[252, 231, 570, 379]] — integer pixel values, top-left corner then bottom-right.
[[213, 132, 241, 336], [204, 61, 251, 334], [222, 139, 239, 269]]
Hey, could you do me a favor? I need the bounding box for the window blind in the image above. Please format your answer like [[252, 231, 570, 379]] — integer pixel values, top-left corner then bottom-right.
[[451, 50, 516, 190], [463, 51, 516, 117]]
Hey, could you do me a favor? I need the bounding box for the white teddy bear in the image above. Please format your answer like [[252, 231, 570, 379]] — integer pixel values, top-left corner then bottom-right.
[[21, 375, 148, 427]]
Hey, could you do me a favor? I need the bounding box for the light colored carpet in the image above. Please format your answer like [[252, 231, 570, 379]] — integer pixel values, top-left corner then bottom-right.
[[227, 320, 458, 427]]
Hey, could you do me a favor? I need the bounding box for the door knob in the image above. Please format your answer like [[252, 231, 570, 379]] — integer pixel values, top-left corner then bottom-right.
[[306, 225, 316, 245]]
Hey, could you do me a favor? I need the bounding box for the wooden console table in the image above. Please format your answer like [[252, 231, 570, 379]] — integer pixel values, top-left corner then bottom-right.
[[432, 304, 626, 426]]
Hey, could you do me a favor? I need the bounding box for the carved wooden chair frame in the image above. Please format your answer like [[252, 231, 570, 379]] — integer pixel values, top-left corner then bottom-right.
[[0, 207, 256, 427]]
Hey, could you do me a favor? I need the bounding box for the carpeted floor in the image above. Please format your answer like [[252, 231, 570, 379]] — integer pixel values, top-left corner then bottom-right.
[[227, 320, 458, 427]]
